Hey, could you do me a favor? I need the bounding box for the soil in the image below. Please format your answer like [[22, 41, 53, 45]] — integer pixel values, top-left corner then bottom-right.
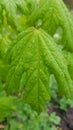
[[61, 108, 73, 130], [48, 104, 73, 130]]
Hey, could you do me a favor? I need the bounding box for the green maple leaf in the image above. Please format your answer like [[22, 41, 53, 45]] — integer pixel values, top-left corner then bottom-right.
[[0, 0, 29, 27], [6, 27, 73, 112], [0, 0, 38, 28], [63, 51, 73, 80], [28, 0, 73, 51]]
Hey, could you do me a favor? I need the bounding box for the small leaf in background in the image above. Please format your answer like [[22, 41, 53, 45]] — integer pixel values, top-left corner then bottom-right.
[[49, 112, 61, 125], [0, 96, 16, 121]]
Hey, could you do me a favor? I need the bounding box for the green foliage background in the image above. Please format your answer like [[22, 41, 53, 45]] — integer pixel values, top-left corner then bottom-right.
[[0, 1, 73, 127]]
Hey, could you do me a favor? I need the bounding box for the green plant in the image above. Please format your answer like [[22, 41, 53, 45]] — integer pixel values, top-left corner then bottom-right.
[[4, 103, 61, 130], [0, 96, 16, 121], [0, 0, 73, 113], [59, 96, 73, 111]]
